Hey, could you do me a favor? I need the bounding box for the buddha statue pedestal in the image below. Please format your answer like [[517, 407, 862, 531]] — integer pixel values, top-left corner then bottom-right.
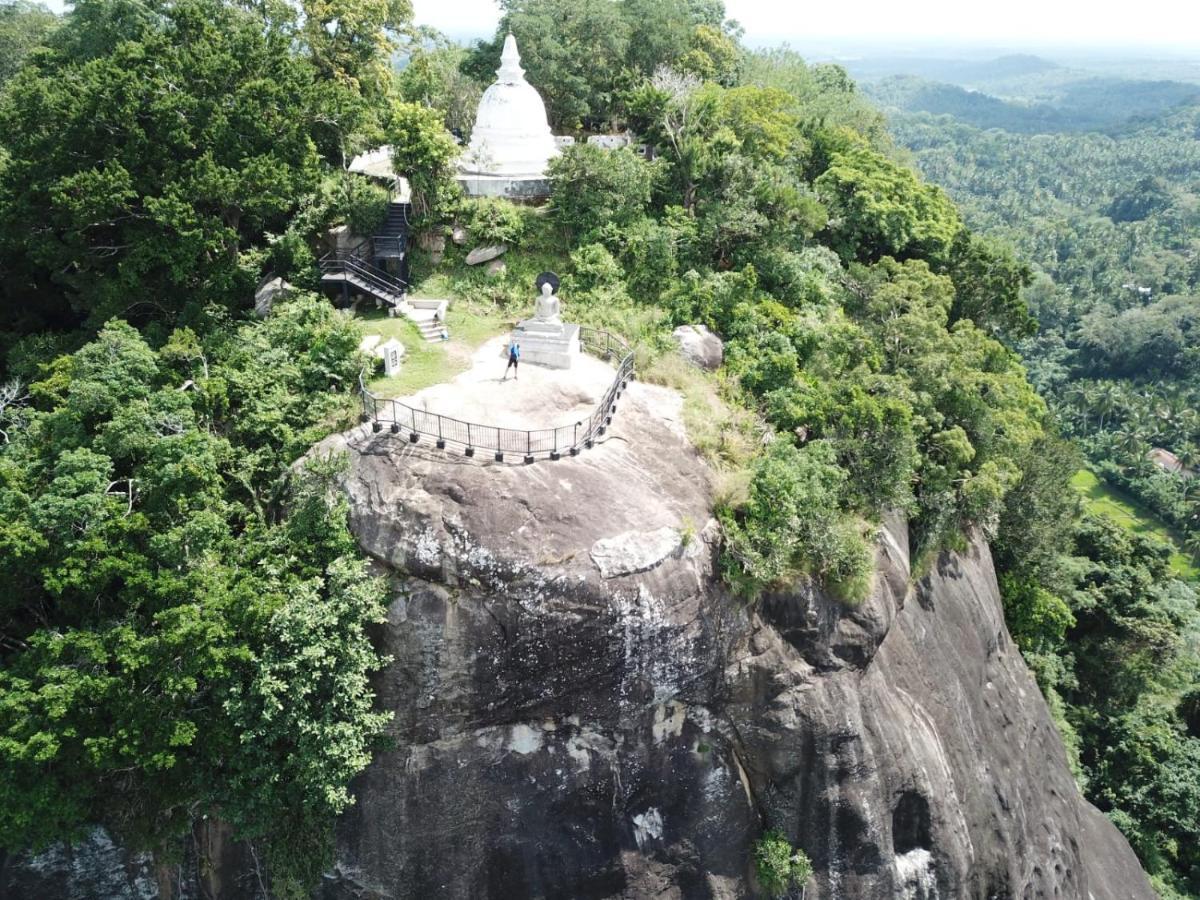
[[507, 282, 580, 370]]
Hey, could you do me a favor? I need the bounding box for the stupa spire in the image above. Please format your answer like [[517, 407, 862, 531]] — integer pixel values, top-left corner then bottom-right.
[[497, 33, 525, 85]]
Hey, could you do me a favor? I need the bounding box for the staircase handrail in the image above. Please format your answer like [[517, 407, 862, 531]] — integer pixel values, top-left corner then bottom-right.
[[319, 247, 407, 301]]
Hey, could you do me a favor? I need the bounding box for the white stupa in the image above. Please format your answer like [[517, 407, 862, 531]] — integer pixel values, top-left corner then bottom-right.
[[459, 34, 561, 198]]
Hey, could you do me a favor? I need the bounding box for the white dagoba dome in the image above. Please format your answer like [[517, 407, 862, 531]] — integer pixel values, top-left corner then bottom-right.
[[462, 34, 558, 177]]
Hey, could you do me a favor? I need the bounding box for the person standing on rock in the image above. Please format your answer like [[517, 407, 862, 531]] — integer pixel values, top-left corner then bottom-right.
[[504, 340, 520, 380]]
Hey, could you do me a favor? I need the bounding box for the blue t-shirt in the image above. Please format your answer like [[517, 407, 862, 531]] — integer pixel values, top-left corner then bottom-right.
[[509, 343, 520, 360]]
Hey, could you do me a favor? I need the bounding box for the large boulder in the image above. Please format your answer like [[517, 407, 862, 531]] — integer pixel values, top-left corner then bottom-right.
[[253, 276, 293, 318], [672, 324, 724, 371], [465, 244, 506, 265], [417, 232, 445, 253], [307, 379, 1152, 899]]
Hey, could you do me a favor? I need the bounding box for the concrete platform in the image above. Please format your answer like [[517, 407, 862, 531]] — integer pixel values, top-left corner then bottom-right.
[[393, 335, 614, 430], [506, 322, 580, 369]]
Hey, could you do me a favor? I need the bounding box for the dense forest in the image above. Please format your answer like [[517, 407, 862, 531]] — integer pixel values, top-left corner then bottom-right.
[[0, 1, 1196, 897], [877, 70, 1200, 898]]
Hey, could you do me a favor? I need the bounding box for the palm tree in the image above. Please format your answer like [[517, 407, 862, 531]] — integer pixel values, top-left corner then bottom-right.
[[1114, 424, 1150, 467], [1175, 442, 1200, 474], [1064, 384, 1092, 430], [1185, 529, 1200, 566], [1128, 406, 1161, 444], [1177, 408, 1200, 443], [1095, 382, 1122, 431]]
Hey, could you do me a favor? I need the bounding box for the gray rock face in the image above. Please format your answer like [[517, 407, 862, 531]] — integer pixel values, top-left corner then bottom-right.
[[3, 379, 1155, 900], [311, 379, 1152, 900], [465, 244, 507, 265], [253, 276, 293, 318], [673, 324, 724, 371], [1, 820, 264, 900]]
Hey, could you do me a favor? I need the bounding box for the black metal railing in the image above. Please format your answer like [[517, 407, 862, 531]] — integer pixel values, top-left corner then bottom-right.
[[371, 234, 406, 258], [358, 328, 636, 462]]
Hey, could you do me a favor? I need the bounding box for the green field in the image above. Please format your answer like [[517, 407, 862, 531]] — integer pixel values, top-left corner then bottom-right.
[[1071, 469, 1197, 578]]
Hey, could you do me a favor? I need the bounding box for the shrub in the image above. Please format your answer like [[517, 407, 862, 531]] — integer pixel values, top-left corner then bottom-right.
[[462, 196, 527, 247], [339, 177, 391, 238], [720, 439, 872, 600], [598, 215, 679, 303], [754, 829, 813, 898], [568, 243, 626, 295]]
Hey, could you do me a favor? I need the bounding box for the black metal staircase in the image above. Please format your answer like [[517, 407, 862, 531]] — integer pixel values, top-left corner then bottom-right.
[[372, 202, 411, 267], [319, 240, 407, 308], [319, 201, 413, 308]]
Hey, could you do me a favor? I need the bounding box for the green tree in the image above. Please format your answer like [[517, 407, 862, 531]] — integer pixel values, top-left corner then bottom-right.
[[301, 0, 412, 97], [387, 100, 462, 224], [0, 0, 324, 329], [720, 439, 871, 600], [548, 144, 660, 240], [0, 0, 57, 87], [815, 143, 961, 264], [753, 829, 814, 898], [945, 229, 1035, 337], [739, 49, 889, 149], [628, 74, 803, 216], [0, 298, 388, 891], [619, 0, 699, 76], [395, 31, 484, 137], [677, 23, 741, 85], [300, 0, 414, 165]]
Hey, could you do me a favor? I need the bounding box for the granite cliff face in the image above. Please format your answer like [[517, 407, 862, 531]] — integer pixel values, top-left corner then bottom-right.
[[3, 378, 1155, 899], [313, 379, 1153, 900]]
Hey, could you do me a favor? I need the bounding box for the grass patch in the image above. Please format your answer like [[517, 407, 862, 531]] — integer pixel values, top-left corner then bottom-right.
[[406, 208, 570, 316], [639, 352, 763, 509], [1071, 469, 1197, 579], [355, 302, 507, 398]]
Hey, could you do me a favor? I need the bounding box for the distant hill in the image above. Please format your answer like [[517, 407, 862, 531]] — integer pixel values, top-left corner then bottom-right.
[[866, 74, 1200, 133], [843, 53, 1060, 86]]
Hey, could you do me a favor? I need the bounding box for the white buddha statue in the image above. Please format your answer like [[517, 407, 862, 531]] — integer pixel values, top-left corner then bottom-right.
[[534, 281, 561, 324], [508, 274, 579, 369], [462, 34, 558, 178]]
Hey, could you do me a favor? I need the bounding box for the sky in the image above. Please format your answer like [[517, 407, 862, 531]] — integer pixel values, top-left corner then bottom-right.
[[35, 0, 1200, 52], [409, 0, 1200, 52]]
